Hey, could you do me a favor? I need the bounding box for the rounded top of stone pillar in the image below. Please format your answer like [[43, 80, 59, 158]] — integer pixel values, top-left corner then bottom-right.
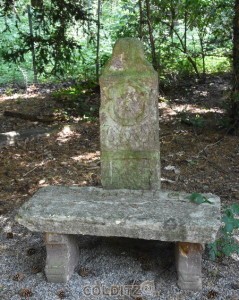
[[101, 38, 156, 77]]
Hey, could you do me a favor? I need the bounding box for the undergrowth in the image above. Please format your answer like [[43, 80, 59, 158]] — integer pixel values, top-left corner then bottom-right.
[[208, 203, 239, 260], [52, 81, 100, 121]]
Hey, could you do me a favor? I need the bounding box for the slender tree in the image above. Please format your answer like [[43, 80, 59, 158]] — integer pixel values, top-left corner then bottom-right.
[[96, 0, 101, 81], [229, 0, 239, 130], [27, 4, 37, 83], [233, 0, 239, 91], [145, 0, 158, 71], [138, 0, 144, 40]]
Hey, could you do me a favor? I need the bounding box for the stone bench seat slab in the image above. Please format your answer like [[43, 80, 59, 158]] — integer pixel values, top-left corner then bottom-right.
[[16, 186, 221, 244]]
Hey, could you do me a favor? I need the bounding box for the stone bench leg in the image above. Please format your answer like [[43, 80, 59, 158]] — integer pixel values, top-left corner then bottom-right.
[[175, 242, 203, 291], [44, 233, 79, 283]]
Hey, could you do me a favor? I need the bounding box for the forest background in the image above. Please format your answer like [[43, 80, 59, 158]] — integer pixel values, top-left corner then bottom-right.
[[0, 0, 233, 85]]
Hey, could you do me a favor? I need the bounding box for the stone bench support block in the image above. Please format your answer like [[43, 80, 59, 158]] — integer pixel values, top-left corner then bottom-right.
[[44, 233, 79, 283], [176, 242, 203, 291]]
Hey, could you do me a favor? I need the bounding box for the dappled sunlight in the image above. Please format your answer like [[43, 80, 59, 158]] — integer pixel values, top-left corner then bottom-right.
[[159, 101, 225, 128], [71, 151, 100, 175], [0, 84, 58, 102], [193, 90, 209, 97], [0, 93, 45, 102], [56, 125, 81, 143], [172, 103, 224, 114], [0, 88, 47, 102], [37, 178, 49, 187], [71, 151, 100, 162], [2, 131, 19, 138], [160, 102, 224, 116], [0, 215, 8, 226]]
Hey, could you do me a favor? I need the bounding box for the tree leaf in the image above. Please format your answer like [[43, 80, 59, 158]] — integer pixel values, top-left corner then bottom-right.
[[187, 192, 213, 204], [231, 203, 239, 215], [222, 216, 235, 233]]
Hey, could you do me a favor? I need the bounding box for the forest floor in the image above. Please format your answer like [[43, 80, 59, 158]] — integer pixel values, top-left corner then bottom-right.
[[0, 73, 238, 214], [0, 73, 239, 300]]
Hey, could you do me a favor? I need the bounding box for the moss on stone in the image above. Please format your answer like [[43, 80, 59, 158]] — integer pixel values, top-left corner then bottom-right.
[[100, 38, 160, 190], [100, 38, 157, 77]]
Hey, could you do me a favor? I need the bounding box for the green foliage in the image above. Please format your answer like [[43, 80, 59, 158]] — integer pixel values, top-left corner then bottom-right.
[[1, 0, 90, 76], [150, 0, 233, 79], [4, 86, 14, 96], [187, 193, 213, 204], [208, 204, 239, 260], [0, 0, 235, 83], [203, 56, 231, 74], [109, 0, 139, 39]]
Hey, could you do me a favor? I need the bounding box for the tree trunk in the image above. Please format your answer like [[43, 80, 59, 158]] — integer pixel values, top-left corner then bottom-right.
[[229, 0, 239, 130], [27, 5, 37, 83], [233, 0, 239, 91], [139, 0, 143, 40], [198, 32, 206, 83], [145, 0, 158, 71], [96, 0, 101, 81], [184, 1, 188, 53]]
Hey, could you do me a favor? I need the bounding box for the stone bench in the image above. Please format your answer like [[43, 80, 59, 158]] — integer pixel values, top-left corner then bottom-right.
[[16, 186, 221, 290]]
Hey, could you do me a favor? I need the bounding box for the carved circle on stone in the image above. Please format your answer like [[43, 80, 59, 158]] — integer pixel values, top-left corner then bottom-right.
[[108, 84, 149, 126]]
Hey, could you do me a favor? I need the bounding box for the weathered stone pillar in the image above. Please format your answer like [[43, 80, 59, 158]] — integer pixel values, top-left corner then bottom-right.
[[175, 242, 203, 291], [100, 38, 160, 190], [44, 233, 79, 283]]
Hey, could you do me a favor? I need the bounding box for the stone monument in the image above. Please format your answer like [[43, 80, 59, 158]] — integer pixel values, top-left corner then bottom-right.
[[100, 38, 160, 190], [16, 38, 221, 291]]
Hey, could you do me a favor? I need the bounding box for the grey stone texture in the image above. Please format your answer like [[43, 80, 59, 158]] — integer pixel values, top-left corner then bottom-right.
[[99, 38, 160, 190], [16, 186, 221, 244], [44, 233, 79, 283], [175, 242, 203, 291]]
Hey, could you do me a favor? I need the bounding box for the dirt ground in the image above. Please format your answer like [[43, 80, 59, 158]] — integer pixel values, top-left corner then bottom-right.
[[0, 74, 238, 216]]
